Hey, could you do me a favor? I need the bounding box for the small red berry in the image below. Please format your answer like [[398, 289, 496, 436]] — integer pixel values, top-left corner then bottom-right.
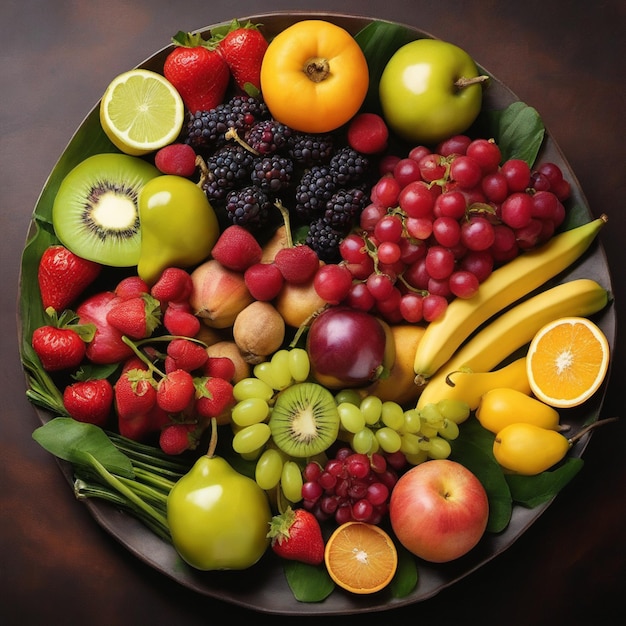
[[154, 143, 197, 177]]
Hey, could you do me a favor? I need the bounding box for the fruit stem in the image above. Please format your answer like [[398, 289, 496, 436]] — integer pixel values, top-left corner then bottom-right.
[[225, 127, 260, 156], [303, 56, 330, 83], [454, 75, 490, 90], [121, 335, 166, 379], [568, 416, 620, 446], [206, 417, 218, 457], [274, 200, 294, 248]]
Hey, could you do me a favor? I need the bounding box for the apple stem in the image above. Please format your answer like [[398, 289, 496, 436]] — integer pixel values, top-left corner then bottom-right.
[[454, 75, 490, 90], [568, 416, 619, 446]]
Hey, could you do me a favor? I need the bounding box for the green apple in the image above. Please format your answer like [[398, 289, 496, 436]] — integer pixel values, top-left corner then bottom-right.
[[379, 38, 488, 145]]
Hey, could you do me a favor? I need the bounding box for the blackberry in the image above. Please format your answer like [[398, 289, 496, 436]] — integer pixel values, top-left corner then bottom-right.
[[324, 187, 368, 230], [251, 155, 294, 194], [293, 165, 337, 220], [201, 144, 259, 202], [305, 217, 344, 264], [184, 96, 268, 154], [287, 132, 335, 166], [245, 119, 293, 155], [328, 146, 370, 185], [225, 185, 272, 230]]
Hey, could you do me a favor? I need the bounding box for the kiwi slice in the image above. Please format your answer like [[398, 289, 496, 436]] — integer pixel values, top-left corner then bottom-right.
[[52, 153, 159, 266], [269, 382, 340, 457]]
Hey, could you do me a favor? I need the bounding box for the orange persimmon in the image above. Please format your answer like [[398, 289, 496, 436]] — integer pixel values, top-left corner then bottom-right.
[[259, 20, 369, 133]]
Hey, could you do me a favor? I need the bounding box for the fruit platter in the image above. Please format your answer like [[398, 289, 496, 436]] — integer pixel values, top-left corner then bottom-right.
[[18, 12, 616, 615]]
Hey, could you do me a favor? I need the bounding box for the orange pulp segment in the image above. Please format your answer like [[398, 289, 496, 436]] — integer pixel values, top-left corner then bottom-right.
[[526, 316, 610, 408], [324, 521, 398, 594]]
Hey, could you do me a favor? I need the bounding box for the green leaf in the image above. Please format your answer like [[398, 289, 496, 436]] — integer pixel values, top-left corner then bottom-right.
[[32, 418, 135, 478], [505, 458, 584, 508], [390, 545, 419, 598], [354, 20, 417, 115], [478, 101, 545, 165], [450, 419, 513, 533], [282, 560, 335, 602]]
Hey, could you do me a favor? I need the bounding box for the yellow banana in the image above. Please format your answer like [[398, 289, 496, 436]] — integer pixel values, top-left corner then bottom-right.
[[413, 215, 607, 381], [416, 277, 609, 408]]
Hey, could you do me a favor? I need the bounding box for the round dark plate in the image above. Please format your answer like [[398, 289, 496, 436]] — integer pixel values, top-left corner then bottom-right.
[[18, 12, 616, 616]]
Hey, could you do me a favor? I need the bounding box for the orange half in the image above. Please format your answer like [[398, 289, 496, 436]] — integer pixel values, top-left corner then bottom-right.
[[324, 521, 398, 594], [526, 316, 610, 408]]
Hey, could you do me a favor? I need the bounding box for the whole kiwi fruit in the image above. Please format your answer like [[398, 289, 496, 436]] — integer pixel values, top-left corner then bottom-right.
[[52, 153, 159, 266], [268, 382, 340, 457]]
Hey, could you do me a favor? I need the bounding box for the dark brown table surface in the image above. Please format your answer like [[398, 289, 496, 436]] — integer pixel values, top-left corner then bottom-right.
[[2, 1, 624, 624]]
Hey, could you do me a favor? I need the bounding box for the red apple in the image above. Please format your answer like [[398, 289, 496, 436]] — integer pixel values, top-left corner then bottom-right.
[[306, 306, 387, 388], [389, 459, 489, 563]]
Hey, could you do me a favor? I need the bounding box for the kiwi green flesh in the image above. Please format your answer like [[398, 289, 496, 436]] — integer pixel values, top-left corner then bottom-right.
[[269, 382, 340, 458], [52, 153, 159, 267]]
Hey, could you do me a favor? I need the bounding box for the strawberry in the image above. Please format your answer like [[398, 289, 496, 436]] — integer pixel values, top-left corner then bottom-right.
[[151, 267, 194, 304], [63, 379, 114, 426], [159, 422, 198, 455], [106, 293, 162, 340], [165, 338, 208, 373], [32, 325, 87, 372], [77, 291, 135, 364], [154, 143, 197, 177], [268, 507, 325, 565], [243, 262, 284, 301], [203, 356, 236, 382], [157, 369, 196, 413], [38, 245, 102, 312], [211, 224, 263, 272], [216, 20, 268, 94], [163, 31, 230, 114], [114, 275, 150, 301], [195, 376, 235, 419], [163, 301, 201, 337], [274, 245, 320, 284]]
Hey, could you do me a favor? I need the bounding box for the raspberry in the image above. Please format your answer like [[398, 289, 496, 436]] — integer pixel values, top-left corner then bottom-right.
[[245, 119, 293, 154], [154, 143, 197, 177], [211, 224, 263, 272], [250, 155, 294, 193], [305, 218, 344, 263], [225, 185, 272, 230], [244, 262, 285, 301], [346, 113, 389, 154], [328, 146, 370, 185], [287, 132, 335, 166], [324, 187, 368, 230], [294, 166, 337, 220]]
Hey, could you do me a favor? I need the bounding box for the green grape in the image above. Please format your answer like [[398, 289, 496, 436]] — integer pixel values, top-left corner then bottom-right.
[[418, 436, 432, 451], [337, 402, 366, 434], [253, 362, 279, 390], [335, 388, 362, 406], [381, 401, 405, 431], [421, 402, 444, 428], [232, 422, 272, 455], [288, 347, 310, 382], [404, 448, 428, 466], [437, 398, 471, 424], [419, 420, 439, 438], [281, 460, 303, 502], [399, 432, 422, 456], [240, 447, 264, 461], [231, 397, 270, 427], [233, 377, 274, 402], [270, 349, 294, 389], [255, 448, 284, 490], [438, 418, 460, 440], [360, 395, 383, 425], [352, 427, 375, 454], [428, 436, 452, 460], [402, 408, 422, 434], [375, 427, 402, 453]]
